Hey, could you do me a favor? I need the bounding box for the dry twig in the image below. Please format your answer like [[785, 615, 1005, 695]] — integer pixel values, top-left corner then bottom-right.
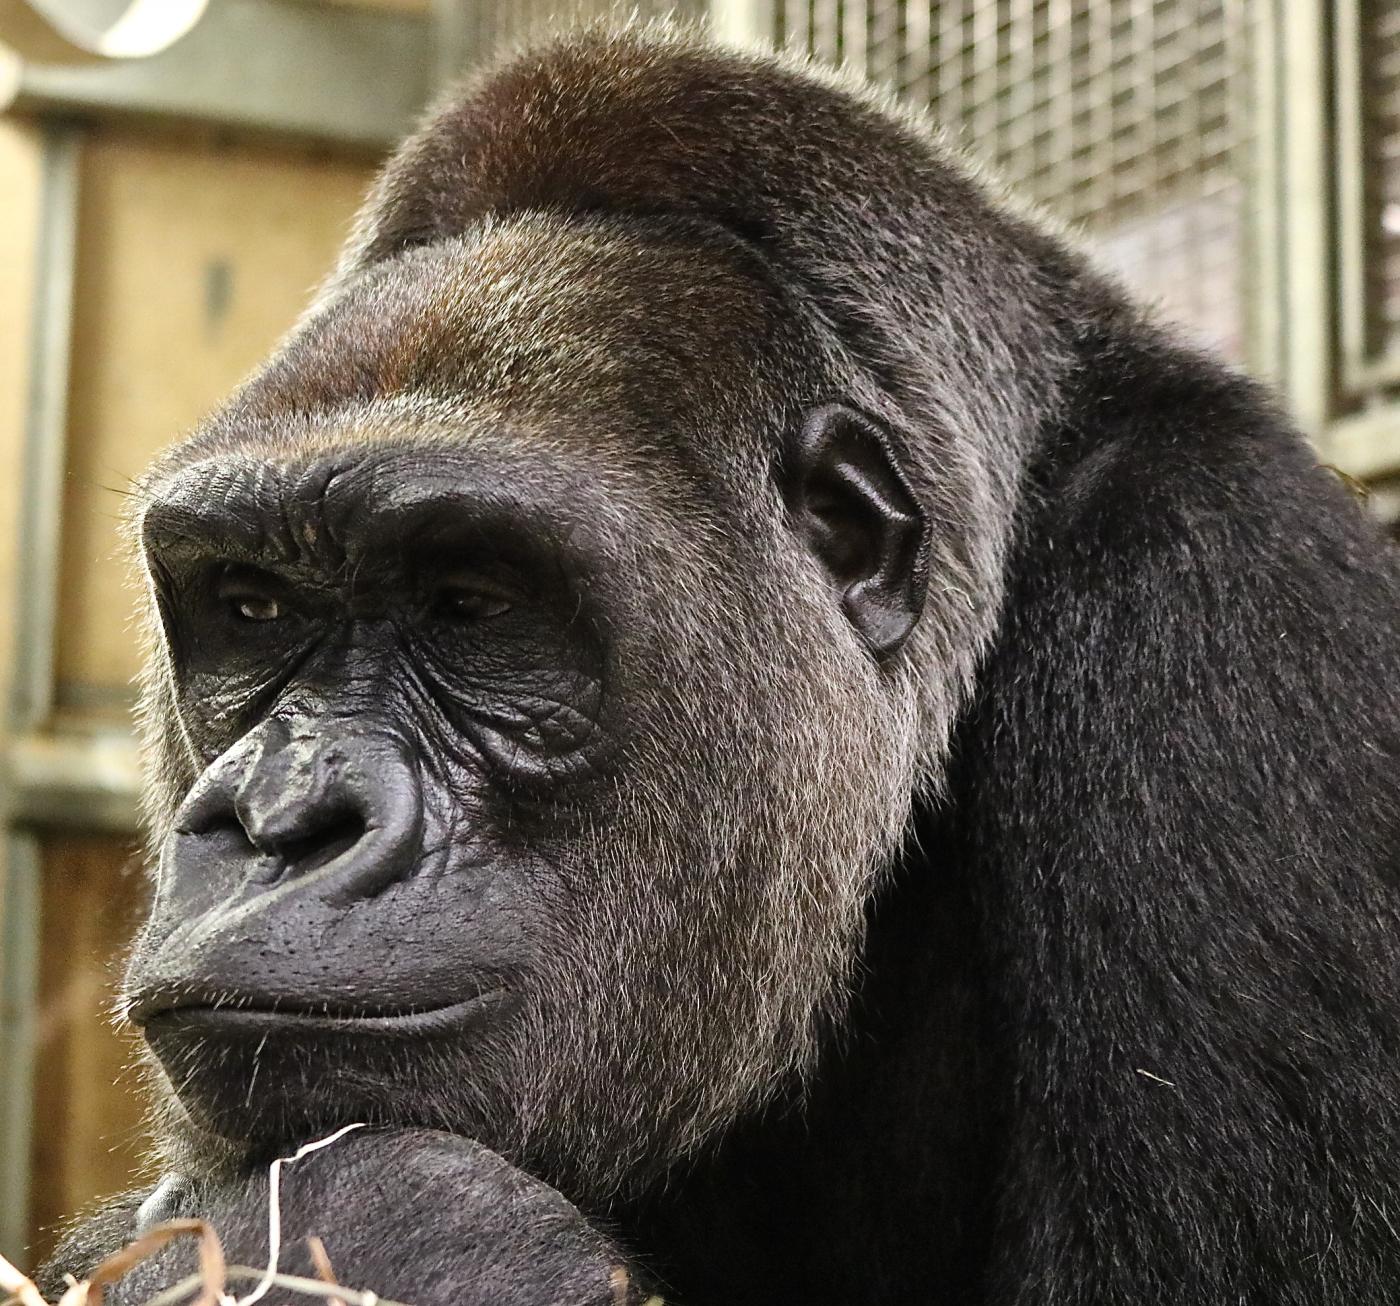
[[1, 1250, 50, 1306], [83, 1219, 227, 1306], [142, 1266, 408, 1306], [305, 1239, 346, 1306]]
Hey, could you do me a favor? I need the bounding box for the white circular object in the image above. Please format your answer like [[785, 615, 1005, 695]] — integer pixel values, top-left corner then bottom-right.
[[0, 0, 207, 62]]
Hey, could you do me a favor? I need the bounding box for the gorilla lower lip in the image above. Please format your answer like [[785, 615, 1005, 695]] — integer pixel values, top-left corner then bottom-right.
[[141, 991, 505, 1038]]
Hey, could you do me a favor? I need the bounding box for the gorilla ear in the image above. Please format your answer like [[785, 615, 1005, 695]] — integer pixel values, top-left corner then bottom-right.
[[787, 403, 930, 658]]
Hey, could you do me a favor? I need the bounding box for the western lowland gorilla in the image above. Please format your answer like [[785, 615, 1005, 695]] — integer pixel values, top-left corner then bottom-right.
[[39, 21, 1400, 1306]]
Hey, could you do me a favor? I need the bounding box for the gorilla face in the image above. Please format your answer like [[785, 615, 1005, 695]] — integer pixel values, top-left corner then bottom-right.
[[124, 215, 935, 1196]]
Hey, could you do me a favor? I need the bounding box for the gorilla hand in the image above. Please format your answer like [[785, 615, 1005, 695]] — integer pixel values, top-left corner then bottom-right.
[[45, 1129, 646, 1306]]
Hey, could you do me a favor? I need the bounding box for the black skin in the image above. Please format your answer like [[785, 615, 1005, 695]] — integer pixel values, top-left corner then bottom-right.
[[41, 25, 1400, 1306], [133, 446, 614, 1075]]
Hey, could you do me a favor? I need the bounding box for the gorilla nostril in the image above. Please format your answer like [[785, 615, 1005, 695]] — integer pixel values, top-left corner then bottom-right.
[[271, 811, 368, 877], [178, 809, 247, 841]]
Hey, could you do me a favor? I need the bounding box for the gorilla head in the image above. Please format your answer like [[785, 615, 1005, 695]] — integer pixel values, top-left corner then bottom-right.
[[93, 21, 1400, 1306], [125, 29, 1048, 1196]]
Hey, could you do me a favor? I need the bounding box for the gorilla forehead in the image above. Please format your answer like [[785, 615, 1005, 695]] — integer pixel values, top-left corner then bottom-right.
[[172, 210, 797, 475]]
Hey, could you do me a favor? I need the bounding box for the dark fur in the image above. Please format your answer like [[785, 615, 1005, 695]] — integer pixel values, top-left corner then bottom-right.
[[43, 22, 1400, 1306]]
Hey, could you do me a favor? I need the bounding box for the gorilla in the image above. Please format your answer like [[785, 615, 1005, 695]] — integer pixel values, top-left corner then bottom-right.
[[39, 21, 1400, 1306]]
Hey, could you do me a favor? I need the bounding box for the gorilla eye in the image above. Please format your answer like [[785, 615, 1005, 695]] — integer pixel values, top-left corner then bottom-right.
[[433, 585, 513, 622], [214, 567, 289, 624], [233, 595, 282, 622]]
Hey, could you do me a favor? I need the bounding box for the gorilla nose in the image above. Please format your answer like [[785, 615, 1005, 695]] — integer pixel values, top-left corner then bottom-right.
[[170, 719, 424, 907]]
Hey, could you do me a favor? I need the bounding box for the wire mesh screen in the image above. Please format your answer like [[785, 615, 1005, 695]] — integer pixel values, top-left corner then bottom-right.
[[772, 0, 1257, 362], [1366, 2, 1400, 361]]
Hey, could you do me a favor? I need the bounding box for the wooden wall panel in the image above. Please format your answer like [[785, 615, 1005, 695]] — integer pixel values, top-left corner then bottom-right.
[[29, 836, 149, 1265], [56, 130, 377, 703]]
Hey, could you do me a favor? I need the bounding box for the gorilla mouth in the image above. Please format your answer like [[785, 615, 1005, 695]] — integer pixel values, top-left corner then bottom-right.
[[132, 988, 509, 1038], [133, 986, 517, 1146]]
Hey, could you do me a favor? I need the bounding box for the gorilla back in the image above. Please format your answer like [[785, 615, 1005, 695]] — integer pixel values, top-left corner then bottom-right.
[[44, 23, 1400, 1306]]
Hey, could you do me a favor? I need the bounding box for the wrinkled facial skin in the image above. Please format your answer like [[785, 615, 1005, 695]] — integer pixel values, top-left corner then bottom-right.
[[131, 446, 610, 1138], [124, 218, 934, 1201]]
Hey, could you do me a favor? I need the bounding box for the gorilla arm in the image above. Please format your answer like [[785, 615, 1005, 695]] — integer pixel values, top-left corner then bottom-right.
[[38, 1129, 647, 1306]]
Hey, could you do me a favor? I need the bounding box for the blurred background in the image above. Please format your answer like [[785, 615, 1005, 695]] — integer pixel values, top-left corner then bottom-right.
[[0, 0, 1392, 1270]]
